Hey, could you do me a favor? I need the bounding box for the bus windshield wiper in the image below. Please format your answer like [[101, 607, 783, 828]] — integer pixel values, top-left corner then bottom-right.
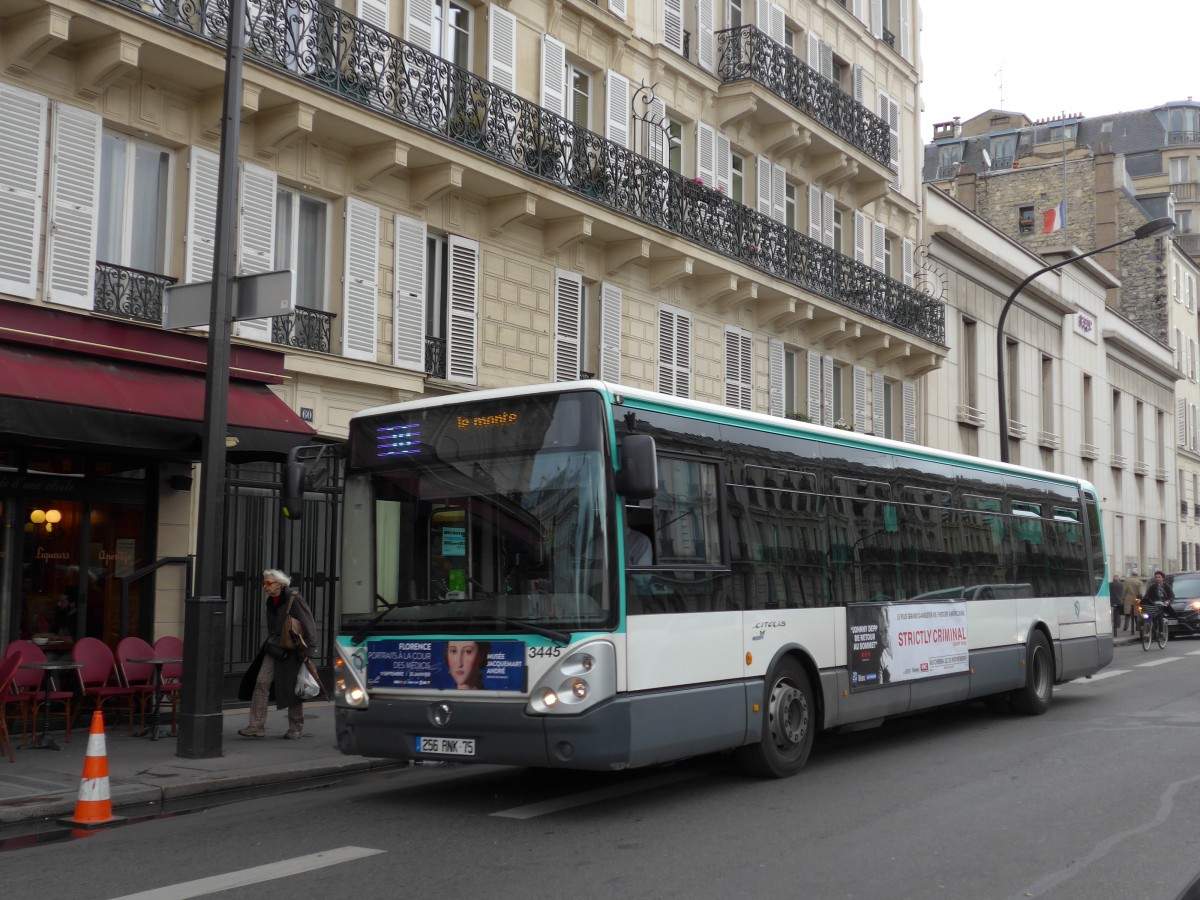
[[351, 594, 400, 645], [469, 615, 571, 646]]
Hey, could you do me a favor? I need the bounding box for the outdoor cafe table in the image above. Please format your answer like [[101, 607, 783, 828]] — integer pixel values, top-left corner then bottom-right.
[[18, 660, 82, 751], [128, 656, 182, 741]]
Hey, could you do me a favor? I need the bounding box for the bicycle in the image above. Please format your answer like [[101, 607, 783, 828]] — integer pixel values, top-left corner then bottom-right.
[[1139, 600, 1170, 650]]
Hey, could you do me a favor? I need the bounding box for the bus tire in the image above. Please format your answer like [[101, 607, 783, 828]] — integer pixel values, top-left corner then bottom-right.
[[1010, 631, 1053, 716], [736, 657, 815, 778]]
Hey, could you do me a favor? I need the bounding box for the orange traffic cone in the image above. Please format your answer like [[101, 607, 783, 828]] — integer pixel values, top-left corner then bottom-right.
[[58, 712, 125, 829]]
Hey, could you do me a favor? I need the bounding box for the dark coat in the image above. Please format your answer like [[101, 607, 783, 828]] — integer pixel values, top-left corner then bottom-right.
[[237, 588, 318, 709]]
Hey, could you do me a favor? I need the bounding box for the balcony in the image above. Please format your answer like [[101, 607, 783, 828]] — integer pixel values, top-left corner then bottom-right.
[[1179, 234, 1200, 255], [94, 261, 176, 325], [1170, 182, 1200, 201], [715, 26, 892, 169], [935, 164, 962, 180], [100, 0, 941, 345], [1168, 131, 1200, 145], [272, 306, 336, 353], [882, 29, 895, 50]]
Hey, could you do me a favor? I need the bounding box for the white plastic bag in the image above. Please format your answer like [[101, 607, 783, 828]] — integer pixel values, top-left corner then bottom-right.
[[296, 662, 321, 700]]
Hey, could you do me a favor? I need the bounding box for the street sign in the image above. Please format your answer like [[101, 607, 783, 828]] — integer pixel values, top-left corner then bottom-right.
[[163, 270, 295, 330]]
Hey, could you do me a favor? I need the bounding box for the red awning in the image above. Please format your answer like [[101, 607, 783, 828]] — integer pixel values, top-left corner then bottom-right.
[[0, 343, 315, 458]]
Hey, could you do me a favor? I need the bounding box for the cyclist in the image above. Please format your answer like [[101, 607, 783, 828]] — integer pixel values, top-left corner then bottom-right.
[[1142, 570, 1175, 634]]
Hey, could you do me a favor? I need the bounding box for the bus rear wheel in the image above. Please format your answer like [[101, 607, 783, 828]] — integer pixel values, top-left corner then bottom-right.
[[1010, 631, 1053, 716], [736, 658, 814, 778]]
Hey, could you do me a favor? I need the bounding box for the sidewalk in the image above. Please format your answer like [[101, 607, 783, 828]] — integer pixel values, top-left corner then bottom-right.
[[0, 702, 397, 827]]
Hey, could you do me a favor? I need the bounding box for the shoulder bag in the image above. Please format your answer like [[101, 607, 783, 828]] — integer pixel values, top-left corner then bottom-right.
[[280, 592, 306, 653]]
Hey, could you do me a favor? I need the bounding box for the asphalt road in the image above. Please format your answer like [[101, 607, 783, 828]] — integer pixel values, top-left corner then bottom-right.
[[6, 639, 1200, 900]]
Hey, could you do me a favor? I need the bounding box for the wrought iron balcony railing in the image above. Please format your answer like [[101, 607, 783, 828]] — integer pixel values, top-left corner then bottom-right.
[[272, 306, 335, 353], [715, 26, 892, 168], [934, 163, 961, 179], [103, 0, 941, 345], [1169, 131, 1200, 145], [882, 28, 895, 49], [94, 260, 177, 325], [425, 336, 447, 379]]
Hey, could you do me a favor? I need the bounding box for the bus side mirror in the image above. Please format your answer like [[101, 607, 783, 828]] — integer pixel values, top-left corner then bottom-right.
[[616, 434, 657, 501], [282, 459, 306, 520]]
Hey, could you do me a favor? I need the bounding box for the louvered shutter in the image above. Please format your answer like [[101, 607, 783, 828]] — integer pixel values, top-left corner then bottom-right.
[[554, 269, 583, 382], [853, 365, 868, 431], [854, 211, 867, 263], [806, 352, 822, 421], [0, 85, 47, 299], [822, 191, 835, 248], [807, 33, 820, 70], [852, 64, 864, 104], [768, 4, 785, 43], [715, 132, 731, 193], [1175, 327, 1183, 371], [663, 0, 684, 54], [605, 70, 630, 149], [902, 238, 914, 287], [821, 354, 834, 426], [899, 0, 910, 60], [870, 0, 883, 38], [599, 282, 623, 383], [872, 371, 886, 436], [880, 92, 901, 187], [341, 197, 379, 362], [1179, 397, 1188, 447], [185, 146, 220, 284], [673, 310, 692, 399], [696, 123, 716, 186], [235, 161, 277, 341], [487, 6, 517, 92], [446, 235, 478, 384], [658, 305, 691, 398], [697, 0, 715, 71], [757, 0, 771, 34], [541, 36, 567, 116], [358, 0, 388, 29], [808, 185, 822, 241], [725, 326, 752, 410], [756, 156, 772, 217], [768, 338, 784, 417], [902, 380, 916, 442], [405, 0, 434, 50], [45, 103, 101, 309], [819, 41, 833, 81], [772, 163, 786, 224], [609, 0, 627, 20], [392, 213, 427, 370], [871, 220, 886, 272]]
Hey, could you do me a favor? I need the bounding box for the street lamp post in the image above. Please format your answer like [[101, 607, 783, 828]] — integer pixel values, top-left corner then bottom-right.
[[996, 217, 1176, 464]]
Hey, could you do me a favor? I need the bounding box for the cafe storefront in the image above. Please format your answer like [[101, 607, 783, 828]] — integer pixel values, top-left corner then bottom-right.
[[0, 300, 316, 654]]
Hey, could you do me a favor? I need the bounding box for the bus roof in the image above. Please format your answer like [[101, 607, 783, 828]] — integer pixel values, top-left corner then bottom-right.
[[351, 380, 1095, 494]]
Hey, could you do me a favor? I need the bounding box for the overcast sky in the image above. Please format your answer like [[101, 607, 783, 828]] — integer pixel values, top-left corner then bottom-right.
[[917, 0, 1199, 141]]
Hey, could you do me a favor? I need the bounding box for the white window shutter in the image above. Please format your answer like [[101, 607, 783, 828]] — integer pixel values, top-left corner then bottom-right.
[[852, 64, 864, 104], [674, 310, 692, 399], [605, 70, 630, 149], [899, 0, 910, 60], [609, 0, 627, 21], [854, 210, 867, 263], [599, 282, 623, 383], [405, 0, 434, 51], [725, 326, 752, 410], [772, 163, 786, 224], [757, 0, 771, 34], [1175, 327, 1183, 372], [819, 41, 833, 81], [487, 6, 517, 92], [554, 269, 583, 382], [45, 103, 101, 310], [446, 234, 479, 384], [870, 0, 883, 39], [1179, 397, 1188, 447], [715, 133, 731, 193], [663, 0, 685, 54], [821, 354, 834, 426], [808, 185, 822, 241], [756, 156, 772, 218], [853, 365, 868, 431], [698, 0, 715, 71], [342, 198, 380, 361], [769, 4, 785, 43], [871, 220, 886, 273], [872, 371, 886, 436], [185, 145, 220, 284], [902, 238, 914, 287], [358, 0, 388, 30], [235, 161, 277, 341], [696, 123, 716, 186], [768, 338, 784, 417], [902, 380, 917, 442], [0, 84, 47, 299], [880, 92, 901, 187], [392, 213, 427, 370], [658, 305, 691, 398], [541, 36, 567, 116], [806, 351, 822, 421], [822, 191, 835, 248], [807, 33, 820, 70]]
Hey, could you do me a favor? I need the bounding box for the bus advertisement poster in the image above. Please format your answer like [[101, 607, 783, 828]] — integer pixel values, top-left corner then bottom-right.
[[366, 639, 527, 691], [848, 602, 968, 690]]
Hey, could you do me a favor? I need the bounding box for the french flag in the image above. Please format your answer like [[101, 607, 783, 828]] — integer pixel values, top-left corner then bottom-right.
[[1042, 201, 1065, 234]]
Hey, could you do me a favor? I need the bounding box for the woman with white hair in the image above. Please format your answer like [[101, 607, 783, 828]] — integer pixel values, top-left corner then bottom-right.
[[236, 569, 318, 739]]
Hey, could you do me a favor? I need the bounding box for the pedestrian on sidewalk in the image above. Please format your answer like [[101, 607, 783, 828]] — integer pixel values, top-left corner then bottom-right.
[[237, 569, 317, 740], [1122, 567, 1144, 633], [1109, 571, 1124, 633]]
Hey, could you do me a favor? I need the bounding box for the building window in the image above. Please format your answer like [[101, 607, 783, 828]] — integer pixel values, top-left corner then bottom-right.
[[275, 187, 329, 311], [432, 0, 472, 66], [731, 153, 744, 204], [667, 119, 683, 174], [1040, 354, 1054, 436], [961, 317, 977, 411], [832, 207, 843, 254], [883, 235, 894, 277], [1176, 209, 1191, 234], [784, 182, 796, 230], [426, 233, 450, 345], [727, 0, 743, 28], [1082, 374, 1094, 447], [97, 132, 171, 273], [937, 142, 961, 177], [1019, 206, 1035, 234], [832, 362, 847, 425], [990, 135, 1016, 169], [784, 347, 798, 416], [568, 64, 591, 129], [1112, 390, 1123, 457], [1170, 156, 1189, 184]]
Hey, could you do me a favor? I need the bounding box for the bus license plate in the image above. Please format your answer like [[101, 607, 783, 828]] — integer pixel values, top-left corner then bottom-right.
[[416, 736, 475, 757], [1167, 618, 1178, 625]]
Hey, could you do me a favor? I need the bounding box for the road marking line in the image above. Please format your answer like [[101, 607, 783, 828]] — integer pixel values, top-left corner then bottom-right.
[[491, 766, 711, 819], [1135, 656, 1183, 667], [1187, 650, 1200, 656], [109, 847, 384, 899], [1063, 669, 1129, 683]]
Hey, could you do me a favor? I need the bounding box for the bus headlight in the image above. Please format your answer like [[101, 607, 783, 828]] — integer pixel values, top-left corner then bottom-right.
[[527, 640, 615, 715], [333, 644, 370, 709]]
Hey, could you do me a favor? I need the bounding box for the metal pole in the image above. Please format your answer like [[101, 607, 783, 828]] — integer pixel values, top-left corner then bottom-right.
[[177, 0, 247, 759]]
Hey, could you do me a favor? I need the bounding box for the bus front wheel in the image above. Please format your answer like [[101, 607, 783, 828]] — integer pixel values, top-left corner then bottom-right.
[[1010, 631, 1053, 716], [736, 658, 815, 778]]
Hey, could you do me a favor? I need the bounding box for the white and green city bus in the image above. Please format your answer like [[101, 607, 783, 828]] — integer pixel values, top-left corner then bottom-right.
[[330, 381, 1113, 777]]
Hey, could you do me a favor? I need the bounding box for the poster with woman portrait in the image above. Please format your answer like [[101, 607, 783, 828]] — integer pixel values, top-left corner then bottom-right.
[[367, 638, 526, 691]]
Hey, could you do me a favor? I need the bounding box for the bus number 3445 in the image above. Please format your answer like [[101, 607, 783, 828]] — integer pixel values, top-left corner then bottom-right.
[[528, 646, 562, 659]]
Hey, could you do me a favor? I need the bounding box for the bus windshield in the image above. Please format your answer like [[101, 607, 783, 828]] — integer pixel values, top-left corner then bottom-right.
[[344, 391, 614, 637]]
